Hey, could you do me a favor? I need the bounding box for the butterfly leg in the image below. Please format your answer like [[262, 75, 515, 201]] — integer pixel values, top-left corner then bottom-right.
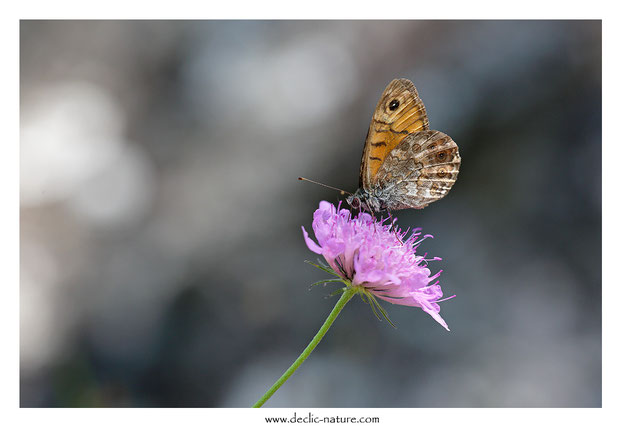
[[363, 198, 379, 233]]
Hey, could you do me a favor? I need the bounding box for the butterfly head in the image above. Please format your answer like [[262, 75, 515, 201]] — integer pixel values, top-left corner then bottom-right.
[[346, 188, 384, 213]]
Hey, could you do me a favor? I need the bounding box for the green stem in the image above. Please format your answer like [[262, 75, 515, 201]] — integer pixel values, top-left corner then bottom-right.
[[252, 287, 357, 408]]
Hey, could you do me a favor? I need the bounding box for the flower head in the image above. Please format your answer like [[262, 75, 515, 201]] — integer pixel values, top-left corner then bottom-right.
[[302, 201, 452, 330]]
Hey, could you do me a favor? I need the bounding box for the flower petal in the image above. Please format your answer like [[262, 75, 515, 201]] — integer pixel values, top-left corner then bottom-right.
[[301, 226, 323, 254], [419, 301, 450, 331]]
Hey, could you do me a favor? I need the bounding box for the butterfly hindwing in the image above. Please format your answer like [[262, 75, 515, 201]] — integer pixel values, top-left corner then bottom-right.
[[359, 79, 429, 190], [374, 130, 460, 210]]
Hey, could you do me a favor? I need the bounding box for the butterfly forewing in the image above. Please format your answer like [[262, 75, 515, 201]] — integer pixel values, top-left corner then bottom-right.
[[375, 130, 460, 210], [359, 79, 429, 190]]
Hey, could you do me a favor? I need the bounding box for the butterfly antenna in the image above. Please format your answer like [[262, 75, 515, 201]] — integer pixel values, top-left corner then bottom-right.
[[298, 177, 352, 196]]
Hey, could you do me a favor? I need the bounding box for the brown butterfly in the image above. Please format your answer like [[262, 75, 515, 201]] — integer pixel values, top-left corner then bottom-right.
[[345, 78, 461, 213], [300, 78, 460, 213]]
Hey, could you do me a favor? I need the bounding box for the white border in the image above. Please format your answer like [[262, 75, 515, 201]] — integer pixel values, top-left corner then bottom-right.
[[4, 1, 619, 427]]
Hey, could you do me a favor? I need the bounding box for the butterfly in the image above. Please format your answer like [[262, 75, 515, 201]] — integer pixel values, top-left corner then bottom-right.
[[345, 78, 461, 213]]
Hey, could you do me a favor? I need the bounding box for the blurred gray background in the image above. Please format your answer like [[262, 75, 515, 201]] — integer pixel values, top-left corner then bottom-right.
[[20, 20, 601, 407]]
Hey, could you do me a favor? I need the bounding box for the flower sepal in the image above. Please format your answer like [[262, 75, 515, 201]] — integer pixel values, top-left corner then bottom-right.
[[307, 259, 397, 328], [355, 286, 397, 328]]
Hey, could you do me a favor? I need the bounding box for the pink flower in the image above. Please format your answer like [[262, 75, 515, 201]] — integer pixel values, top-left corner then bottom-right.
[[302, 201, 452, 330]]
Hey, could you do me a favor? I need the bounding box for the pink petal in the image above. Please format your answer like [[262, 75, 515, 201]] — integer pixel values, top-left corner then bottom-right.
[[420, 302, 450, 331], [301, 226, 323, 254]]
